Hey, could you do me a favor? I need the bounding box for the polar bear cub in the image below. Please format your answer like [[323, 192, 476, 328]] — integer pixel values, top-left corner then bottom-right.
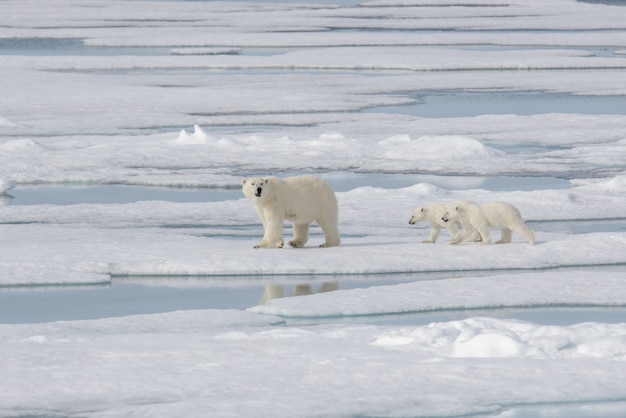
[[442, 201, 535, 245], [409, 201, 479, 243], [241, 175, 340, 249]]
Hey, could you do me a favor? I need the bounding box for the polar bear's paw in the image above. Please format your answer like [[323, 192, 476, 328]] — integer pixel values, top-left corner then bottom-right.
[[253, 240, 284, 249], [289, 239, 305, 248]]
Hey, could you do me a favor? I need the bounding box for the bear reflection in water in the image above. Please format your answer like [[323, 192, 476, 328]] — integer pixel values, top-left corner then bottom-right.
[[260, 282, 339, 305]]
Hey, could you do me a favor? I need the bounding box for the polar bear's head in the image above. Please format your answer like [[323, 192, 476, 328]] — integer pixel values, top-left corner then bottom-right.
[[441, 205, 462, 223], [241, 177, 274, 202], [409, 207, 427, 224]]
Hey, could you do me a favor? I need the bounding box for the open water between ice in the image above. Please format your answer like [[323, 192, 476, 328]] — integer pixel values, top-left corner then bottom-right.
[[2, 271, 626, 326], [364, 90, 626, 118]]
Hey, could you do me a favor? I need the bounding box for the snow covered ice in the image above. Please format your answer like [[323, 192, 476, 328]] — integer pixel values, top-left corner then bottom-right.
[[1, 0, 626, 416]]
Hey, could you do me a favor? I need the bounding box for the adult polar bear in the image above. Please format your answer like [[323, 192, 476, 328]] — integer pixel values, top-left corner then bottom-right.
[[241, 175, 340, 249], [442, 201, 535, 245]]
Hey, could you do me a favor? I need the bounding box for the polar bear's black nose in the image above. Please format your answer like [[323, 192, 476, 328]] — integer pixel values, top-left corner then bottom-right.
[[256, 187, 262, 196]]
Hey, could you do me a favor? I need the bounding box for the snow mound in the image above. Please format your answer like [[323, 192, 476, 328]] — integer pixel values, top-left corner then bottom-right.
[[576, 175, 626, 193], [174, 124, 214, 144], [400, 182, 451, 198], [371, 316, 626, 360], [319, 131, 345, 141]]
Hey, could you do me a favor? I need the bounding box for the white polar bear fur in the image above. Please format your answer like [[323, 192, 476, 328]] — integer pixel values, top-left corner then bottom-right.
[[442, 201, 535, 245], [241, 175, 340, 249], [409, 202, 478, 243]]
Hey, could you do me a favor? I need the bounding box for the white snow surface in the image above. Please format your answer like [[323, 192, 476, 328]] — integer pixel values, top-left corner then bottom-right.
[[3, 312, 626, 417], [0, 176, 624, 284], [1, 0, 626, 417]]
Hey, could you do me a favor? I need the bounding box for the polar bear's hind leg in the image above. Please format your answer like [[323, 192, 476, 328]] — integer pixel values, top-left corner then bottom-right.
[[512, 224, 535, 245], [318, 219, 340, 248], [289, 223, 310, 248], [496, 228, 513, 244]]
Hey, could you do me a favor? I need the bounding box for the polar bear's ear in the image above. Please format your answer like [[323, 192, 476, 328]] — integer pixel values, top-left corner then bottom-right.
[[455, 206, 461, 212], [241, 179, 247, 185]]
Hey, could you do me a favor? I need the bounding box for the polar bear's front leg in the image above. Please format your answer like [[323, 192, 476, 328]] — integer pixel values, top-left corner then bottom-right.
[[442, 223, 460, 243], [252, 205, 270, 248], [477, 228, 491, 245], [424, 225, 442, 243], [466, 226, 482, 242], [257, 212, 285, 249], [447, 234, 462, 245], [448, 225, 472, 245]]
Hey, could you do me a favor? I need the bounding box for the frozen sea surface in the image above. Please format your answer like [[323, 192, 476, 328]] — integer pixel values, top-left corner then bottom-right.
[[1, 0, 626, 417]]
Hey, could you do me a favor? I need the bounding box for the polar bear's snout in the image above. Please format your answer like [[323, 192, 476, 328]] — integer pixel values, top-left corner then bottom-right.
[[242, 177, 272, 201], [441, 213, 449, 223]]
